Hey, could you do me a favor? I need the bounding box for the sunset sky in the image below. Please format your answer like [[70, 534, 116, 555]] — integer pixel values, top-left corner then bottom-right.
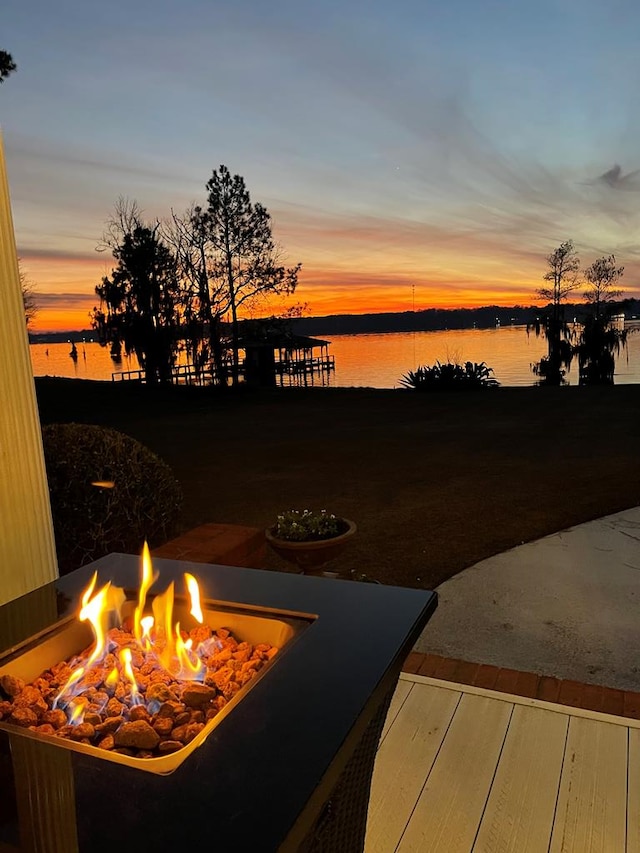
[[4, 0, 640, 332]]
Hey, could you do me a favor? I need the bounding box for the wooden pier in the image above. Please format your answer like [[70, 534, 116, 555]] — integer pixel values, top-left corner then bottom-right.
[[112, 364, 217, 385], [274, 354, 335, 375], [112, 354, 335, 385]]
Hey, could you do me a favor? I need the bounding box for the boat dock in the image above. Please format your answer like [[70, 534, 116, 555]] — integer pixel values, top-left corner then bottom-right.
[[112, 354, 335, 385]]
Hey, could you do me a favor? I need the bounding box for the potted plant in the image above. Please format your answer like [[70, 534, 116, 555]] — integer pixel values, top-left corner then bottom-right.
[[265, 510, 357, 574]]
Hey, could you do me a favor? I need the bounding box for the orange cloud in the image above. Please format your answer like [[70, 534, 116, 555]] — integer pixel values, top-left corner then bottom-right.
[[20, 253, 107, 332]]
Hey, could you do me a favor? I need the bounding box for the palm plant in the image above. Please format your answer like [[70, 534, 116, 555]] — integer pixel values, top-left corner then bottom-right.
[[399, 360, 498, 391]]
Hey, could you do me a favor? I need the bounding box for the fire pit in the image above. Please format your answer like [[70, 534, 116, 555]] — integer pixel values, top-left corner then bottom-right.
[[0, 553, 436, 852], [0, 545, 303, 773]]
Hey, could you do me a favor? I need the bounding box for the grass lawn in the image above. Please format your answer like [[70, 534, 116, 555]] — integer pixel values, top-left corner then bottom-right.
[[36, 378, 640, 590]]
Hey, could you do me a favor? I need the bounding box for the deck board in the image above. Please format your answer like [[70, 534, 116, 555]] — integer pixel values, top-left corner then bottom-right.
[[366, 684, 461, 853], [549, 716, 627, 852], [396, 693, 513, 853], [473, 704, 568, 853], [380, 679, 413, 744], [367, 675, 636, 853]]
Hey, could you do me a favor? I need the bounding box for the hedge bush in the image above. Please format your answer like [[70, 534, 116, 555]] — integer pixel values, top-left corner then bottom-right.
[[43, 424, 182, 574]]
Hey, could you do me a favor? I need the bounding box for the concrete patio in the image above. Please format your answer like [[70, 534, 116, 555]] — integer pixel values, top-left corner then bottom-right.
[[414, 507, 640, 692]]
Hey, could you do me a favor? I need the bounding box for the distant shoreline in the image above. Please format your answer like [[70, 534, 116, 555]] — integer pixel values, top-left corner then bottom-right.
[[28, 298, 640, 343]]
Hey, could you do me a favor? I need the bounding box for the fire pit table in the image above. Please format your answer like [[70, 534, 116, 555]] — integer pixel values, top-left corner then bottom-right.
[[0, 554, 437, 853]]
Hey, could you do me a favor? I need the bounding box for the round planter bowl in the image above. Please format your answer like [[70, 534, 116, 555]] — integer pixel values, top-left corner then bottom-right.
[[265, 519, 357, 573]]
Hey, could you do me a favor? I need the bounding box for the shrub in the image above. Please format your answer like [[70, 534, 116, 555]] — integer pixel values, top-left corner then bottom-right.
[[399, 360, 499, 391], [43, 424, 182, 574], [271, 509, 345, 542]]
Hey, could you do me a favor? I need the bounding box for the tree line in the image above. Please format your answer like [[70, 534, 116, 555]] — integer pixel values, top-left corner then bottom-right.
[[91, 167, 301, 385], [530, 241, 627, 385], [288, 300, 640, 338]]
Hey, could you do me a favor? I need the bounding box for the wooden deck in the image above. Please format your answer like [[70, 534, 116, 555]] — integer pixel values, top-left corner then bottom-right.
[[366, 673, 640, 852]]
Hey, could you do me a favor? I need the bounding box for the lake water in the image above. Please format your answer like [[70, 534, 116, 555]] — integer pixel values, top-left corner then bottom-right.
[[29, 326, 640, 388]]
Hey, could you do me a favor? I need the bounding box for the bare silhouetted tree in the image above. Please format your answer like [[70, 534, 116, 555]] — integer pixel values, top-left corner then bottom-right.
[[19, 262, 37, 327], [575, 255, 626, 385], [529, 240, 581, 385], [583, 254, 624, 319], [200, 166, 301, 385], [162, 206, 230, 385]]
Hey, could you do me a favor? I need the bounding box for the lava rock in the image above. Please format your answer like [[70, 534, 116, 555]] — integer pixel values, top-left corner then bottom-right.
[[182, 684, 216, 709], [158, 740, 182, 753], [10, 707, 37, 727], [0, 675, 25, 698], [146, 683, 176, 704], [114, 720, 160, 750]]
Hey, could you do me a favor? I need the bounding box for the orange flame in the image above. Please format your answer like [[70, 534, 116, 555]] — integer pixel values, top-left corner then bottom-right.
[[175, 622, 206, 680], [79, 579, 113, 667], [68, 697, 87, 725], [81, 572, 98, 609], [140, 615, 154, 651], [120, 648, 140, 703], [134, 542, 156, 646], [153, 582, 175, 673], [184, 573, 203, 623], [53, 665, 85, 709], [105, 667, 119, 690], [53, 548, 210, 717]]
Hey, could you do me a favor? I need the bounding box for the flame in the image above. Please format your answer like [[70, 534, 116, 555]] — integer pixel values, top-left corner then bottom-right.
[[53, 665, 85, 709], [50, 549, 211, 721], [107, 584, 126, 624], [150, 582, 205, 679], [134, 542, 156, 646], [184, 573, 203, 623], [120, 648, 140, 704], [81, 572, 98, 609], [79, 579, 113, 667], [175, 622, 206, 680], [140, 615, 154, 650], [153, 582, 175, 673], [68, 697, 87, 725], [105, 667, 119, 689]]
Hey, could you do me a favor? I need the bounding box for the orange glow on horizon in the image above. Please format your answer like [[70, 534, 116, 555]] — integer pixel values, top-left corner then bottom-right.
[[27, 269, 546, 333], [30, 288, 544, 332], [23, 247, 636, 334]]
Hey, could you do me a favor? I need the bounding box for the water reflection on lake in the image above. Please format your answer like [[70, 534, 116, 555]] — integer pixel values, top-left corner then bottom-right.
[[29, 326, 640, 388]]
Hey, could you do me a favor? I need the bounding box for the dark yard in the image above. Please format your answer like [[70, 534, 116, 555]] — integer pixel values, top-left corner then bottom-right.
[[36, 378, 640, 590]]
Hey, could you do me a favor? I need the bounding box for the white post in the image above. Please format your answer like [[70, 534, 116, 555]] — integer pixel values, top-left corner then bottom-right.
[[0, 132, 58, 604]]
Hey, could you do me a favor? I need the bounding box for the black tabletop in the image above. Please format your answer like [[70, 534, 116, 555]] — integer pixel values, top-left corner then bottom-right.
[[0, 555, 437, 852]]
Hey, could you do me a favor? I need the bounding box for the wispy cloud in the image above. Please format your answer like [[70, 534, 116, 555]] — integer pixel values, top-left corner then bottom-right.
[[596, 164, 640, 191], [5, 0, 640, 326], [34, 292, 97, 308], [19, 246, 98, 262]]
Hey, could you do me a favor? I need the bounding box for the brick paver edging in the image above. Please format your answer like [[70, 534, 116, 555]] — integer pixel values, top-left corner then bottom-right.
[[402, 652, 640, 721]]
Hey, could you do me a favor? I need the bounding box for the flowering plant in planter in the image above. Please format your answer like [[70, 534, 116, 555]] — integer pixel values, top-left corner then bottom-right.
[[272, 509, 346, 542], [266, 510, 357, 573]]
